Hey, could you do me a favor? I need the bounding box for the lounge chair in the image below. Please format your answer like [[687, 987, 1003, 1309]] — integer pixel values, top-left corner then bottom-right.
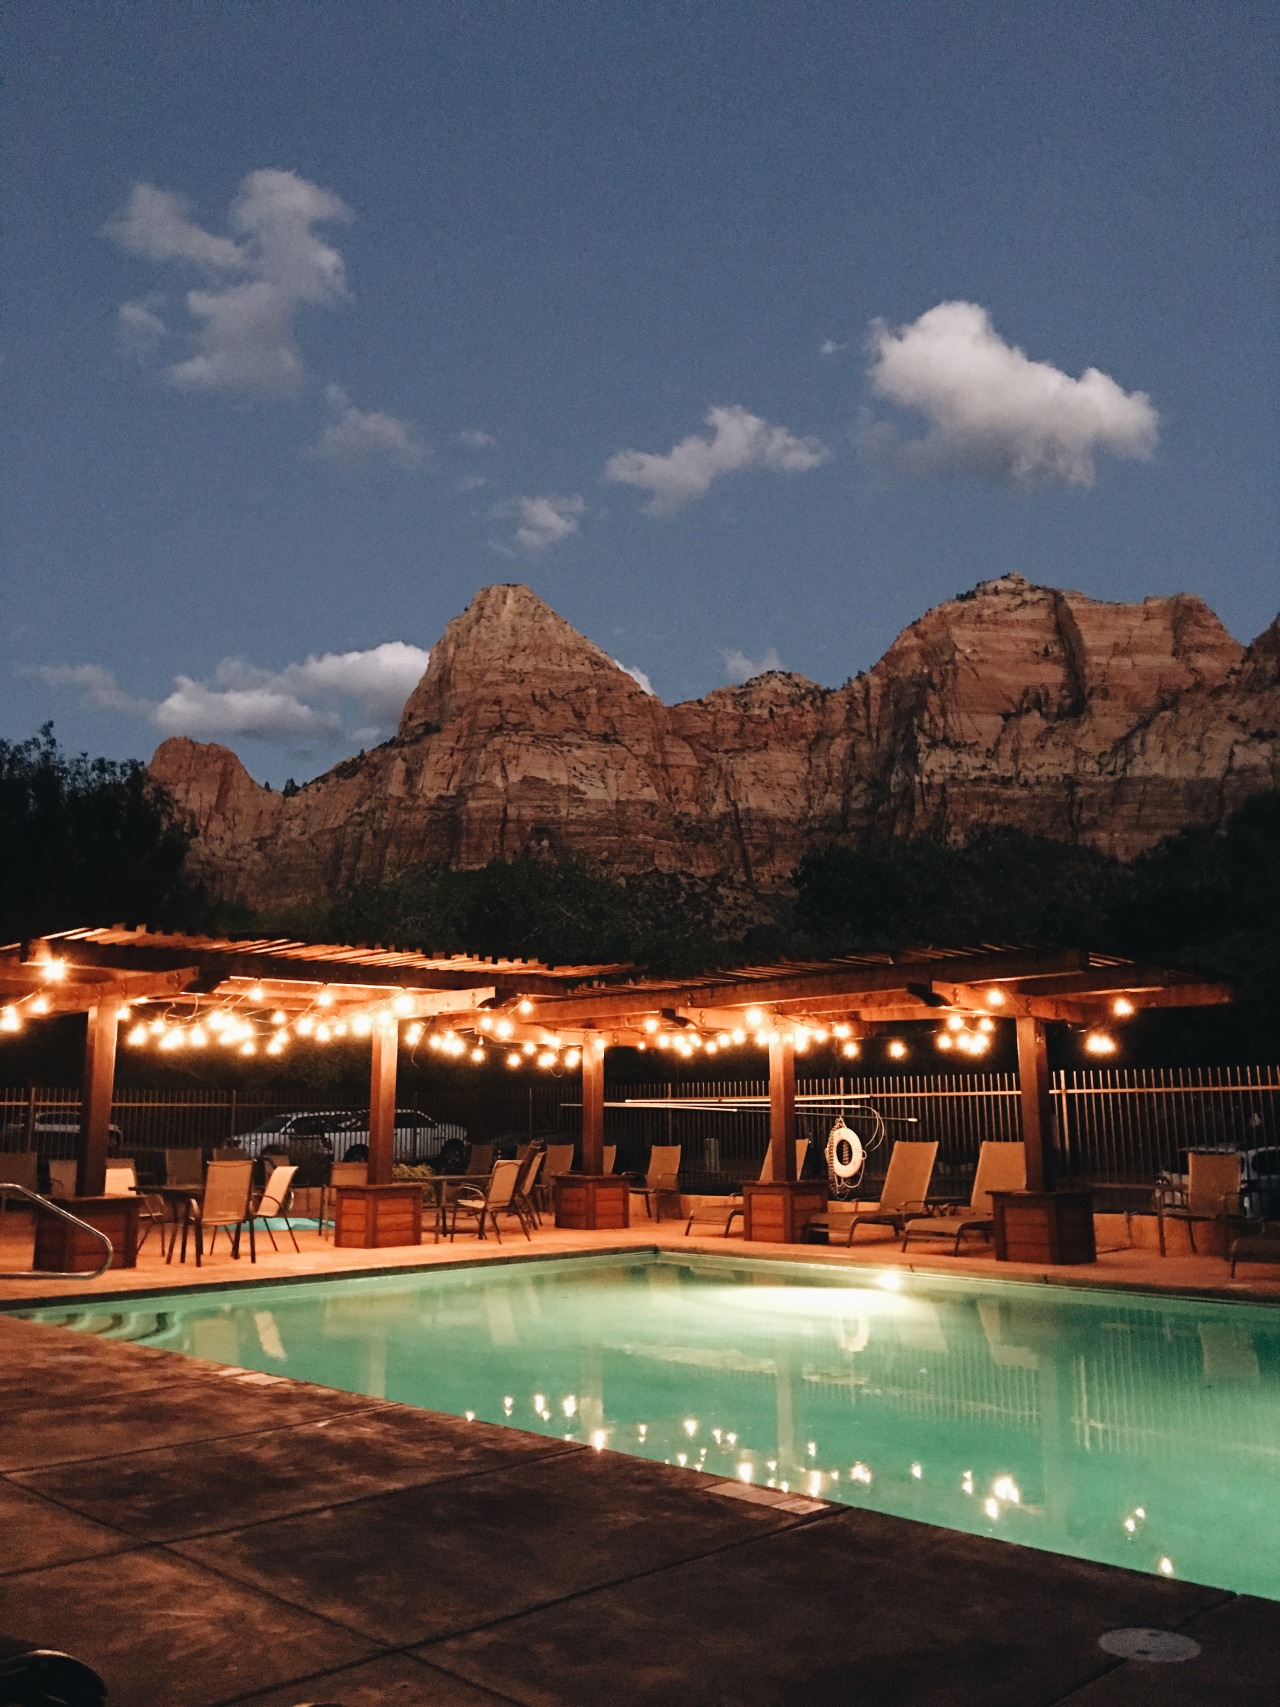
[[629, 1145, 682, 1221], [684, 1141, 808, 1237], [249, 1163, 300, 1253], [811, 1140, 939, 1247], [901, 1142, 1026, 1254], [177, 1158, 255, 1266], [1230, 1224, 1280, 1277], [450, 1159, 525, 1242], [1157, 1150, 1242, 1256]]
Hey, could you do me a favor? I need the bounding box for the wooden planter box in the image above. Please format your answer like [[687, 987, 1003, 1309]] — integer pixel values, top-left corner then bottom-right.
[[991, 1190, 1096, 1265], [554, 1174, 630, 1230], [34, 1195, 140, 1272], [334, 1182, 422, 1249], [743, 1180, 828, 1244]]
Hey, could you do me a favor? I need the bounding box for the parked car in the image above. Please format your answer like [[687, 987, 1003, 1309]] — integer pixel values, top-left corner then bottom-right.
[[1, 1111, 126, 1153], [332, 1108, 467, 1163], [233, 1110, 362, 1158]]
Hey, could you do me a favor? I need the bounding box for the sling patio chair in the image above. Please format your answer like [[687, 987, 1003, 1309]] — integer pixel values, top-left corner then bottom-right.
[[104, 1160, 166, 1254], [811, 1140, 940, 1247], [901, 1141, 1026, 1255], [467, 1142, 495, 1177], [165, 1148, 204, 1187], [628, 1145, 682, 1221], [47, 1157, 78, 1197], [684, 1142, 808, 1237], [249, 1163, 300, 1253], [507, 1148, 544, 1232], [535, 1143, 576, 1213], [177, 1158, 256, 1267], [450, 1158, 525, 1243], [1157, 1150, 1243, 1256], [603, 1145, 617, 1175], [320, 1159, 367, 1238]]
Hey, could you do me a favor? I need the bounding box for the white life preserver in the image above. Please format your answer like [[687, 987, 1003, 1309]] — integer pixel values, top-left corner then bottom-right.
[[825, 1115, 864, 1194]]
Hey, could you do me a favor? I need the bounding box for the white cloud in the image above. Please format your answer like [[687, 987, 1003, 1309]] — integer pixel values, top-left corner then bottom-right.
[[820, 339, 847, 357], [117, 300, 168, 360], [459, 429, 495, 448], [863, 301, 1159, 487], [722, 646, 783, 683], [604, 404, 831, 515], [313, 384, 428, 469], [34, 641, 430, 751], [33, 664, 152, 719], [105, 169, 352, 397], [496, 494, 586, 555], [614, 661, 654, 694]]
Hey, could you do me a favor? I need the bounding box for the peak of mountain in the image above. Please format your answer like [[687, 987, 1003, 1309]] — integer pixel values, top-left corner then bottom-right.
[[151, 577, 1280, 909]]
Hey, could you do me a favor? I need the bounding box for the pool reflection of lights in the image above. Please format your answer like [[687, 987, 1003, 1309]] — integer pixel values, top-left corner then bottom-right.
[[1159, 1557, 1176, 1577], [991, 1475, 1021, 1505], [876, 1270, 903, 1291], [738, 1462, 753, 1483], [911, 1463, 923, 1479], [984, 1497, 1001, 1520]]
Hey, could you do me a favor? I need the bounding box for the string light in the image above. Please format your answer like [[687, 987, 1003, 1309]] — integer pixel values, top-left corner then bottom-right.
[[506, 1051, 521, 1068], [316, 989, 334, 1008], [30, 995, 50, 1015], [40, 959, 67, 983], [496, 1018, 514, 1039], [1085, 1031, 1117, 1056], [248, 984, 265, 1002], [352, 1012, 372, 1037], [986, 988, 1005, 1007], [842, 1040, 860, 1059], [745, 1008, 764, 1028], [392, 994, 413, 1017], [887, 1039, 907, 1060], [405, 1022, 424, 1045], [1113, 997, 1135, 1017], [518, 999, 534, 1015]]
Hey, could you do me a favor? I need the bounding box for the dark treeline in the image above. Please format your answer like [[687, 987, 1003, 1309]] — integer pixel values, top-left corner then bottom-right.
[[2, 728, 1277, 1066]]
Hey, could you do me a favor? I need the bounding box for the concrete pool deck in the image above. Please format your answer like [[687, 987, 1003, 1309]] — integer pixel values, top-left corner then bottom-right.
[[3, 1307, 1280, 1707]]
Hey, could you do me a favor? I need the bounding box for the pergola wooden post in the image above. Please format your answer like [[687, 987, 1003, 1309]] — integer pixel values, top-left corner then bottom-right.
[[367, 1011, 399, 1186], [76, 1003, 119, 1197], [768, 1030, 798, 1182], [581, 1032, 605, 1175], [1016, 1015, 1056, 1193]]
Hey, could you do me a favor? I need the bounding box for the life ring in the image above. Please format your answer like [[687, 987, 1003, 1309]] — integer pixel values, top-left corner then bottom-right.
[[825, 1115, 864, 1197]]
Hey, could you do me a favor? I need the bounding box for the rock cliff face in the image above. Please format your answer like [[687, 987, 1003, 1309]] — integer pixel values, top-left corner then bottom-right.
[[149, 576, 1280, 908]]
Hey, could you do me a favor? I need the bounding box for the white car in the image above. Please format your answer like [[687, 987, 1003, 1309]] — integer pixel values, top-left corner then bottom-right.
[[330, 1107, 467, 1163]]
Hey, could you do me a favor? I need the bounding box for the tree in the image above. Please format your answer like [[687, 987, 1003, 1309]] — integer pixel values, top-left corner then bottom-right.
[[0, 725, 206, 941]]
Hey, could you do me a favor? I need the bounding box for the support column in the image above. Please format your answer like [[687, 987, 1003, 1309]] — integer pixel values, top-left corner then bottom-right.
[[1016, 1015, 1055, 1194], [581, 1032, 605, 1175], [77, 1003, 119, 1197], [768, 1029, 798, 1181], [368, 1012, 398, 1185]]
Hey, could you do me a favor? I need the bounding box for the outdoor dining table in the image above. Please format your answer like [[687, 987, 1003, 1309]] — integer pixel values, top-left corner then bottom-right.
[[146, 1182, 204, 1262]]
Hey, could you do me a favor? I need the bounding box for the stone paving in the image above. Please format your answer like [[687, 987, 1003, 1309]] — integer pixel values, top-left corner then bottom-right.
[[3, 1298, 1280, 1706]]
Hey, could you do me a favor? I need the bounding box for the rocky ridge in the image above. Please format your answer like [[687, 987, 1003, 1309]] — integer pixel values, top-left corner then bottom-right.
[[150, 576, 1280, 908]]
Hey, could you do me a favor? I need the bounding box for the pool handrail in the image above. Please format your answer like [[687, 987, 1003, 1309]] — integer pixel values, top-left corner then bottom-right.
[[0, 1182, 114, 1280]]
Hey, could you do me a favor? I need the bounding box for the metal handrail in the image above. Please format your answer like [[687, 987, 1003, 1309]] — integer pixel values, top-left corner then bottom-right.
[[0, 1183, 114, 1279]]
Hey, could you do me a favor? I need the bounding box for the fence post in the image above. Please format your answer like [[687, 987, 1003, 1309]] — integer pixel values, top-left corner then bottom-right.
[[229, 1088, 237, 1144], [24, 1084, 37, 1148]]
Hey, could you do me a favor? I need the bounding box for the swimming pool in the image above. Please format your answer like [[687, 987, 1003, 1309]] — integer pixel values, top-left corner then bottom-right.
[[22, 1252, 1280, 1600]]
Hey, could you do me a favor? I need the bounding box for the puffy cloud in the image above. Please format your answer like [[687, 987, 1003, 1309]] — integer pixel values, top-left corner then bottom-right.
[[313, 384, 429, 469], [104, 169, 352, 397], [820, 339, 847, 357], [722, 646, 783, 683], [458, 429, 495, 447], [34, 641, 430, 751], [496, 494, 586, 555], [604, 405, 831, 515], [614, 661, 654, 694], [863, 301, 1159, 487]]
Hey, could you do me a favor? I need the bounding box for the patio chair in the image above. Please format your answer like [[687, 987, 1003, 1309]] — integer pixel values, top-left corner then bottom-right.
[[508, 1148, 544, 1231], [214, 1144, 248, 1161], [47, 1157, 78, 1196], [320, 1160, 367, 1237], [684, 1142, 808, 1237], [811, 1140, 940, 1247], [178, 1158, 255, 1267], [468, 1142, 495, 1177], [535, 1143, 576, 1213], [104, 1160, 166, 1253], [1157, 1150, 1243, 1256], [450, 1158, 525, 1242], [901, 1142, 1026, 1255], [249, 1163, 300, 1253], [603, 1145, 617, 1175], [628, 1145, 682, 1221], [165, 1147, 204, 1186]]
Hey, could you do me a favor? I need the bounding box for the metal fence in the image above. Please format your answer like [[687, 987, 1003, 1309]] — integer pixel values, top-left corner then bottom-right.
[[1, 1066, 1276, 1194]]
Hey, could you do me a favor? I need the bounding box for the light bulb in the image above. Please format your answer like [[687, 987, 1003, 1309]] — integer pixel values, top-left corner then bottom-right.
[[745, 1008, 763, 1028], [1113, 997, 1135, 1017], [248, 984, 265, 1002], [317, 989, 333, 1007], [506, 1051, 521, 1068], [518, 998, 534, 1015], [842, 1040, 860, 1058], [470, 1045, 485, 1062], [643, 1017, 659, 1034], [888, 1039, 907, 1060], [496, 1018, 513, 1039], [392, 994, 413, 1017], [352, 1012, 372, 1036]]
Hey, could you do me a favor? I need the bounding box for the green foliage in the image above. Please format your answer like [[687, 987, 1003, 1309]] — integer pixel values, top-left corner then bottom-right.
[[0, 725, 211, 941], [793, 829, 1122, 951]]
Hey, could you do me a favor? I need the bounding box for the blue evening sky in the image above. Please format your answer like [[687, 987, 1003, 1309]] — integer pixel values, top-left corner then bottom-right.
[[2, 1, 1276, 783]]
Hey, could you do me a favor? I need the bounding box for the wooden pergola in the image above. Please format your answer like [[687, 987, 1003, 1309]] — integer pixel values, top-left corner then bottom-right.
[[0, 929, 1229, 1250]]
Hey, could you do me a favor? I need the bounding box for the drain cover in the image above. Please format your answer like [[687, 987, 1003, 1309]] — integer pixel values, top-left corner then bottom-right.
[[1098, 1628, 1201, 1663]]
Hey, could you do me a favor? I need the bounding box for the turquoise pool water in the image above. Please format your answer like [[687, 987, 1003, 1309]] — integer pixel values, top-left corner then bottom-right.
[[22, 1253, 1280, 1599]]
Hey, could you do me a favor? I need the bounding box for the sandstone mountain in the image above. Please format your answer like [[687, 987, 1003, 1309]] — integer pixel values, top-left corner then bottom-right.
[[150, 575, 1280, 909]]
